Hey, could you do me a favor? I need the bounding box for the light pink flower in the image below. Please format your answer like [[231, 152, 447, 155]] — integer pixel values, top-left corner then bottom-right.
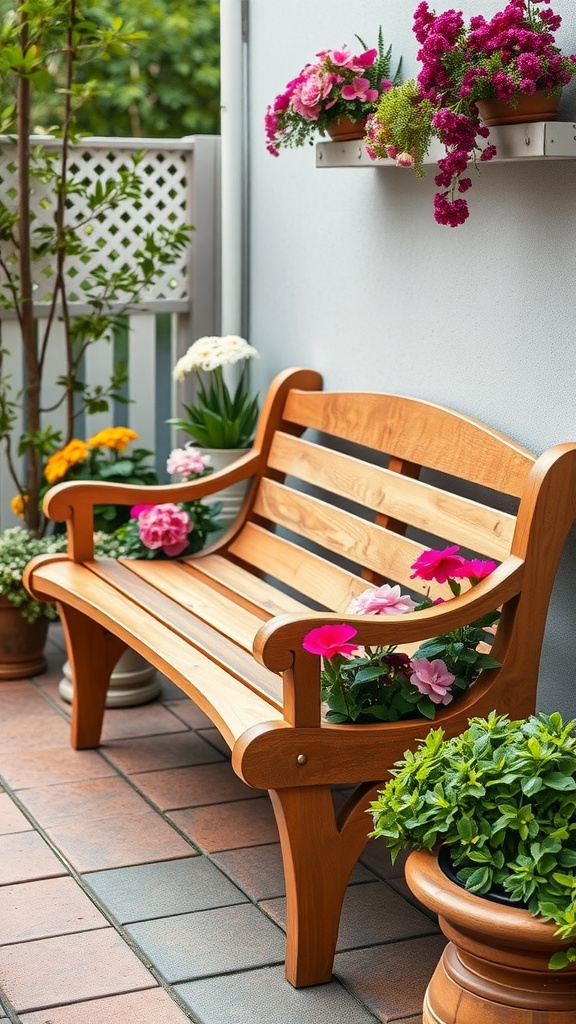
[[396, 152, 415, 167], [348, 584, 416, 616], [137, 503, 192, 557], [167, 447, 210, 478], [409, 659, 455, 705], [410, 545, 468, 584], [302, 623, 358, 658]]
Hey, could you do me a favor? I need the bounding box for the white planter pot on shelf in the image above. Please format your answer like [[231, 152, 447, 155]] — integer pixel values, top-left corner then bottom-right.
[[197, 447, 250, 531]]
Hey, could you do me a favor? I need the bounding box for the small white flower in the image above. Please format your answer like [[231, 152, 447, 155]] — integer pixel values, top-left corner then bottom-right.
[[173, 335, 259, 381]]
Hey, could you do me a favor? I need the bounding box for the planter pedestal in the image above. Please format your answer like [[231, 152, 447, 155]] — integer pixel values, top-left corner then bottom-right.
[[405, 849, 576, 1024], [59, 648, 161, 707]]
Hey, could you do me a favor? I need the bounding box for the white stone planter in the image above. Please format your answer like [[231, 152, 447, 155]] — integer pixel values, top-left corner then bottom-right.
[[199, 447, 250, 530], [59, 648, 161, 707]]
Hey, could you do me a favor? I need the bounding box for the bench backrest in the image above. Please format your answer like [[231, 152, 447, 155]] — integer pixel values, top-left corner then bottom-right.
[[226, 372, 535, 610]]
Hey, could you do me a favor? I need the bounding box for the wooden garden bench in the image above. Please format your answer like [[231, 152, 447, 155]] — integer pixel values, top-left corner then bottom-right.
[[25, 366, 576, 987]]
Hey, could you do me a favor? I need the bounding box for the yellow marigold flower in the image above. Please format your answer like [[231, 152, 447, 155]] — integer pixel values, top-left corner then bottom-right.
[[44, 439, 90, 484], [10, 494, 28, 518], [87, 427, 138, 451]]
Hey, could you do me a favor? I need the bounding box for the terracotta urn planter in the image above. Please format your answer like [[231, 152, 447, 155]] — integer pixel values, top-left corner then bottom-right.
[[0, 596, 49, 679], [405, 848, 576, 1024], [476, 89, 560, 126], [326, 115, 368, 141]]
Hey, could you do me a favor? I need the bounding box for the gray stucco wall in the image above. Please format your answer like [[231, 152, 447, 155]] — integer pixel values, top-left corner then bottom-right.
[[245, 0, 576, 716]]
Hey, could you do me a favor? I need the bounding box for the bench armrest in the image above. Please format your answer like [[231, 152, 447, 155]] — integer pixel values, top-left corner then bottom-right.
[[44, 449, 262, 560], [253, 558, 524, 726]]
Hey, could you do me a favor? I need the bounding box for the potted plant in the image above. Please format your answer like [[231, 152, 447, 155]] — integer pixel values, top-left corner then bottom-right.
[[302, 545, 500, 724], [366, 0, 576, 226], [0, 527, 68, 678], [168, 335, 261, 529], [369, 711, 576, 1021], [265, 29, 402, 155]]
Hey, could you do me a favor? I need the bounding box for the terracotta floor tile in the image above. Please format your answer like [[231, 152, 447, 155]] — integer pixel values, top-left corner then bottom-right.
[[0, 876, 107, 944], [20, 988, 192, 1024], [20, 776, 152, 827], [130, 761, 262, 811], [196, 726, 230, 756], [46, 809, 197, 871], [0, 747, 115, 790], [0, 928, 156, 1012], [0, 684, 54, 721], [101, 731, 224, 773], [0, 831, 66, 885], [0, 714, 70, 753], [0, 793, 33, 834], [164, 699, 213, 729], [334, 936, 446, 1021], [169, 795, 279, 852], [100, 704, 189, 741]]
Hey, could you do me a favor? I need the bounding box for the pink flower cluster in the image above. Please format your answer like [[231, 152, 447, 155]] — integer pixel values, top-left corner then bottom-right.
[[412, 0, 575, 226], [302, 545, 498, 713], [265, 45, 387, 156], [131, 502, 192, 557]]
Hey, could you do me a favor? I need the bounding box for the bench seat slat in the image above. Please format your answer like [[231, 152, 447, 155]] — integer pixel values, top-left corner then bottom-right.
[[30, 559, 283, 744], [268, 432, 515, 561], [283, 390, 536, 497], [59, 558, 285, 715], [251, 478, 439, 596], [123, 559, 271, 651], [184, 553, 310, 616]]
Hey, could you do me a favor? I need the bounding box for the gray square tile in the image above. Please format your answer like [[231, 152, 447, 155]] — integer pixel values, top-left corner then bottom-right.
[[212, 843, 375, 902], [83, 856, 248, 923], [335, 935, 446, 1020], [177, 964, 381, 1024], [262, 880, 439, 952], [126, 903, 286, 981]]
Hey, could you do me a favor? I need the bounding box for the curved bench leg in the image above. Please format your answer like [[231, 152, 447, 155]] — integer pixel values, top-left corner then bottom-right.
[[59, 605, 126, 749], [269, 782, 380, 987]]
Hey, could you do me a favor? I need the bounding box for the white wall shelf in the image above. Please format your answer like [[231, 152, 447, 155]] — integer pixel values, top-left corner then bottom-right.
[[316, 121, 576, 167]]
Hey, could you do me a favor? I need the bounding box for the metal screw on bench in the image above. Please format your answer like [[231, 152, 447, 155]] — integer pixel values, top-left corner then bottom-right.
[[297, 754, 308, 765]]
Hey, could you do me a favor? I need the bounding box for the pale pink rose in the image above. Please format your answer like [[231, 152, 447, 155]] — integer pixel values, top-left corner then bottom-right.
[[396, 152, 415, 167], [348, 584, 416, 616], [137, 503, 192, 556], [166, 447, 210, 478], [409, 659, 455, 705]]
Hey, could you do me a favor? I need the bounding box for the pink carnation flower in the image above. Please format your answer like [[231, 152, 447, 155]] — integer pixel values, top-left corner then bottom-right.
[[167, 447, 210, 478], [302, 623, 358, 658], [348, 584, 416, 616], [137, 503, 192, 557], [410, 658, 455, 704]]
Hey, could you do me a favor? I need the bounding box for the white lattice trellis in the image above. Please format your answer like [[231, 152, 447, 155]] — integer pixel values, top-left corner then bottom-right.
[[0, 136, 201, 312], [0, 134, 221, 530]]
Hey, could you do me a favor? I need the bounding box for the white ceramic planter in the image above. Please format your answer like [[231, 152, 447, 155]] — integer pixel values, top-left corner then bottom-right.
[[59, 648, 161, 707], [198, 447, 250, 530]]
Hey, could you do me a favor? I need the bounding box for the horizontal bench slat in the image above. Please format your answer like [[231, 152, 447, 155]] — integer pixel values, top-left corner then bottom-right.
[[123, 559, 269, 651], [283, 390, 535, 497], [185, 553, 310, 615], [268, 432, 514, 561], [251, 478, 443, 596]]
